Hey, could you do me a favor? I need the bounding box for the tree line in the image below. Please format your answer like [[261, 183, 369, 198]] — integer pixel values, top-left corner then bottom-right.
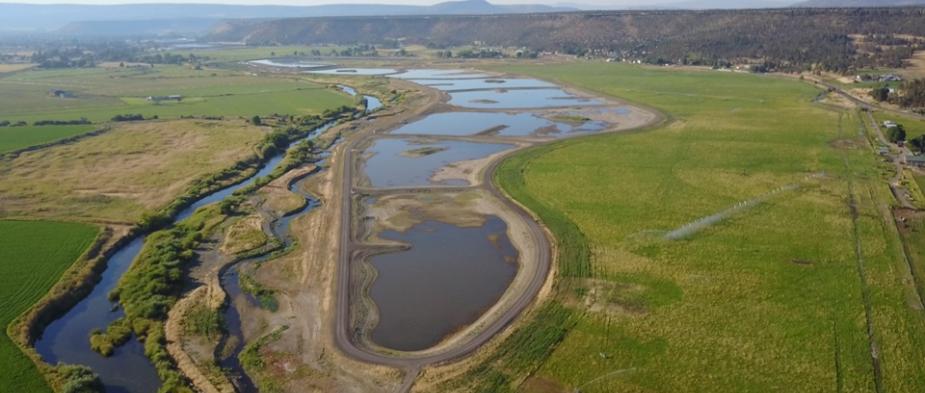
[[214, 8, 925, 74]]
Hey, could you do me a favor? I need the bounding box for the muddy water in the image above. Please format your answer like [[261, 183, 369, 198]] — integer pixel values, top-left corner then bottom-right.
[[389, 69, 489, 79], [449, 87, 603, 109], [368, 217, 518, 351], [35, 120, 336, 393], [362, 138, 512, 188], [309, 67, 398, 76], [413, 78, 555, 91], [393, 111, 609, 137]]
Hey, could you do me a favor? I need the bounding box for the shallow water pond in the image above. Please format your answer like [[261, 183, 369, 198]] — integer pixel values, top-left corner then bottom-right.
[[308, 68, 399, 76], [414, 78, 554, 91], [368, 217, 518, 351], [391, 69, 490, 79], [248, 59, 332, 69], [393, 111, 609, 137], [362, 138, 512, 188], [448, 88, 603, 109]]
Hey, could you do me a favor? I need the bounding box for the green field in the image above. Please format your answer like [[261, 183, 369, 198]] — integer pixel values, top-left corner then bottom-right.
[[177, 45, 344, 62], [0, 220, 97, 393], [459, 62, 925, 392], [0, 65, 353, 123], [0, 125, 96, 154]]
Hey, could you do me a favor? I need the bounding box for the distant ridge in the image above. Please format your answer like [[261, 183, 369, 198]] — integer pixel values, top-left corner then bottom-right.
[[794, 0, 925, 6], [0, 0, 575, 34]]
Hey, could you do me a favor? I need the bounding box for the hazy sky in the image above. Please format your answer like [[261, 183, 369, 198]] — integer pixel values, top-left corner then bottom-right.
[[4, 0, 671, 5]]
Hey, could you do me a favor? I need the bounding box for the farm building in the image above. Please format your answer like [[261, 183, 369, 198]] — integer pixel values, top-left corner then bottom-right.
[[48, 89, 74, 98], [908, 154, 925, 168]]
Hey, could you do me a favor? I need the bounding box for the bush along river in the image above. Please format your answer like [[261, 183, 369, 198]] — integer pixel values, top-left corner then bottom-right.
[[218, 87, 380, 391], [33, 86, 380, 393]]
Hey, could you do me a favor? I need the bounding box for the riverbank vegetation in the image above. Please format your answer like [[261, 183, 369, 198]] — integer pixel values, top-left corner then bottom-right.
[[0, 220, 97, 393], [239, 325, 289, 393], [460, 62, 925, 392], [83, 104, 356, 390]]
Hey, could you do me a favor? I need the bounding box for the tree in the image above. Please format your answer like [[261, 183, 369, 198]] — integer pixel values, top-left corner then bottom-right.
[[251, 115, 262, 126], [887, 124, 907, 144], [910, 135, 925, 154], [870, 86, 890, 102]]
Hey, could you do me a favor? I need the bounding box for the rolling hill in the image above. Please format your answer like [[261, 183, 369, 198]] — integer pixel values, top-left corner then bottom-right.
[[0, 0, 574, 34]]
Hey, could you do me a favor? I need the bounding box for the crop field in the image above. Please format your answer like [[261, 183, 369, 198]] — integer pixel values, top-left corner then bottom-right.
[[0, 63, 35, 73], [0, 220, 97, 393], [0, 119, 268, 223], [0, 124, 96, 154], [462, 62, 925, 392], [0, 65, 353, 123]]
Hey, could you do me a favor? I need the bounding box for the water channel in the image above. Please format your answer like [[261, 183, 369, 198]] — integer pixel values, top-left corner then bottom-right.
[[34, 82, 377, 393]]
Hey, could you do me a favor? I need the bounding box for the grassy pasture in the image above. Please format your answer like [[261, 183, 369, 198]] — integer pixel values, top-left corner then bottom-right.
[[0, 65, 353, 123], [0, 124, 96, 154], [455, 62, 925, 392], [0, 220, 97, 393], [0, 119, 268, 223]]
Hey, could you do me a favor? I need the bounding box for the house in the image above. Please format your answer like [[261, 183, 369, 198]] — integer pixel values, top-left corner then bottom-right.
[[907, 154, 925, 168], [880, 74, 903, 82], [883, 120, 898, 129]]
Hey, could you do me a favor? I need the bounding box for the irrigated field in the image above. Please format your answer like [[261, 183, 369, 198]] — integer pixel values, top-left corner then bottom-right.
[[0, 124, 96, 154], [0, 65, 353, 123], [449, 63, 925, 392], [0, 119, 268, 222], [0, 220, 97, 393]]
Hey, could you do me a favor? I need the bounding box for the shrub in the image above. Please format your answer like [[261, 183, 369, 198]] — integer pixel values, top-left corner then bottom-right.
[[111, 114, 145, 122], [56, 364, 103, 393], [33, 118, 91, 126]]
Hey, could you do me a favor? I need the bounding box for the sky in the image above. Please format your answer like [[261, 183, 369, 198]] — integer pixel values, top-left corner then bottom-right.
[[1, 0, 678, 6]]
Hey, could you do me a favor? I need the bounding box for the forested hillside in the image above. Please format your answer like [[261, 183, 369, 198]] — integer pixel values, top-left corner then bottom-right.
[[796, 0, 925, 6], [211, 8, 925, 73]]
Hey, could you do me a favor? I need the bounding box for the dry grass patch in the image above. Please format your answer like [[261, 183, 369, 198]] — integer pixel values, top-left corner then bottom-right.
[[0, 63, 34, 73], [221, 215, 268, 255], [0, 119, 267, 222]]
